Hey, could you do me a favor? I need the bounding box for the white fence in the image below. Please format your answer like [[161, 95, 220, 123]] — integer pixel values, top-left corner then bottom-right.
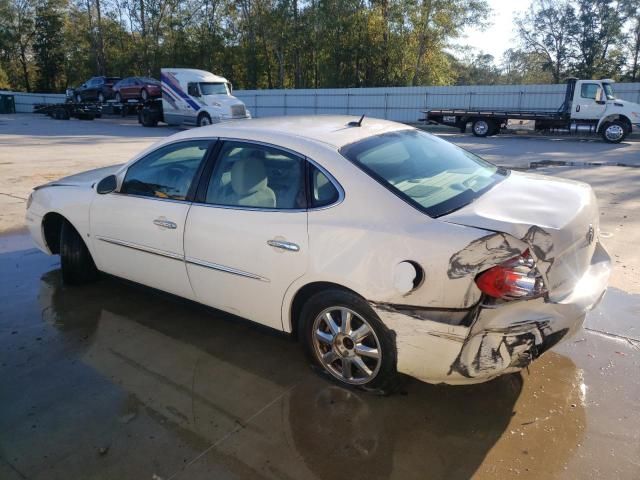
[[234, 83, 640, 122], [2, 92, 66, 113], [5, 82, 640, 122]]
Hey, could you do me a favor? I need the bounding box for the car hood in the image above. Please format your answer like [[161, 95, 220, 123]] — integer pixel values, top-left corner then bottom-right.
[[441, 170, 600, 300], [37, 164, 123, 189]]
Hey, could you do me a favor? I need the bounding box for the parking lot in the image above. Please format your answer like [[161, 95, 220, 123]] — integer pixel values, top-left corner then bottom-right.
[[1, 113, 639, 479]]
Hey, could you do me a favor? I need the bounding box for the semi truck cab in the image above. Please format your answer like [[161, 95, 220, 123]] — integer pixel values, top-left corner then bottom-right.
[[160, 68, 251, 127]]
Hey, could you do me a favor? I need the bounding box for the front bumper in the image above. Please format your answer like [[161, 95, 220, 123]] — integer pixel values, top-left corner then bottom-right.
[[372, 242, 611, 385]]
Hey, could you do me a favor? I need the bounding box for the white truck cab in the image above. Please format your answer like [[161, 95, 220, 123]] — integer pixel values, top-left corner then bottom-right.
[[570, 79, 640, 142], [160, 68, 251, 127]]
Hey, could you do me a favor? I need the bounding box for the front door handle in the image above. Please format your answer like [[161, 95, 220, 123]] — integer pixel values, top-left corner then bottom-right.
[[153, 218, 177, 229], [267, 239, 300, 252]]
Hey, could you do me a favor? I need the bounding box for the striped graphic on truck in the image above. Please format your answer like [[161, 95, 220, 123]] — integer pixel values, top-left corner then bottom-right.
[[160, 72, 201, 112]]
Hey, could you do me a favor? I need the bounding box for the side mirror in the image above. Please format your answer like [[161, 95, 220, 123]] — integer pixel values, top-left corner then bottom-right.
[[96, 175, 117, 194], [595, 87, 606, 104]]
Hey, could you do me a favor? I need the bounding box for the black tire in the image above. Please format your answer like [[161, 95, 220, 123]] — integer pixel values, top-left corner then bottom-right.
[[472, 119, 494, 137], [141, 110, 158, 127], [59, 220, 98, 285], [300, 288, 400, 394], [601, 120, 627, 144], [197, 112, 212, 127]]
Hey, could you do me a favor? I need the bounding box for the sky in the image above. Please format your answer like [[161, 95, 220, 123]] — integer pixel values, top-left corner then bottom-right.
[[453, 0, 532, 63]]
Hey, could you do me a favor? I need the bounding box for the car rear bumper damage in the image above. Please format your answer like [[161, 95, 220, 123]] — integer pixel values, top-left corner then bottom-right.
[[371, 242, 611, 385]]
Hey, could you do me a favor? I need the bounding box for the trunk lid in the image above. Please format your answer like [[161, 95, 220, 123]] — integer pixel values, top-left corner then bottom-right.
[[442, 171, 599, 301]]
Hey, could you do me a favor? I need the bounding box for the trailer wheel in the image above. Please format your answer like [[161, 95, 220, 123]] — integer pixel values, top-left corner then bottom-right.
[[601, 120, 627, 144], [472, 119, 493, 137], [197, 113, 212, 127]]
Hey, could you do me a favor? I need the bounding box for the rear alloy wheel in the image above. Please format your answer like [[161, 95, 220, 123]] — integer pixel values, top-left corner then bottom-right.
[[197, 113, 212, 127], [472, 119, 493, 137], [59, 220, 99, 285], [301, 289, 399, 393], [601, 120, 627, 144]]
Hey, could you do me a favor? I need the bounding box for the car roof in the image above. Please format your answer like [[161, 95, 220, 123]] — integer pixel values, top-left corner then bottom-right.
[[181, 115, 413, 149]]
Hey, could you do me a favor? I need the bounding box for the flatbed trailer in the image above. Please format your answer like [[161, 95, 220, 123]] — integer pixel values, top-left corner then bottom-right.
[[421, 78, 640, 143], [33, 102, 101, 120]]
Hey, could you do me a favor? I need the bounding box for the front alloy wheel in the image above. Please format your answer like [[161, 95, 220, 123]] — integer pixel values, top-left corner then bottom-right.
[[312, 307, 382, 385]]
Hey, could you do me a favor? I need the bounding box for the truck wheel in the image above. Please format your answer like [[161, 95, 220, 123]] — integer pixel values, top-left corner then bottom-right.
[[142, 110, 158, 127], [472, 119, 493, 137], [60, 220, 98, 285], [197, 113, 212, 127], [601, 120, 626, 144]]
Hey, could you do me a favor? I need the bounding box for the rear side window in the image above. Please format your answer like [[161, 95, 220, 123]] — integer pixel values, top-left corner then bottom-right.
[[309, 164, 340, 207], [205, 142, 305, 210], [340, 129, 506, 217], [121, 140, 211, 201]]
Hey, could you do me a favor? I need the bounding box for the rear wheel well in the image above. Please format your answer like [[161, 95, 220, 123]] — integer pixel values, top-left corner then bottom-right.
[[289, 281, 364, 339], [42, 212, 67, 254]]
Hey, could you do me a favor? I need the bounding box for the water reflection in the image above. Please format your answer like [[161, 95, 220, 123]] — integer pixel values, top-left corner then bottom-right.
[[6, 252, 587, 479]]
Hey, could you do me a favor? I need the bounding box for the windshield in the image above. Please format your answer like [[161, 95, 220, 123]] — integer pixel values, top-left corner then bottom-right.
[[340, 129, 507, 217], [602, 83, 616, 100], [199, 82, 229, 95]]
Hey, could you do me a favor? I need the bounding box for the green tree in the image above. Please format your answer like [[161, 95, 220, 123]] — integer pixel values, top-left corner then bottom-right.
[[33, 0, 66, 91]]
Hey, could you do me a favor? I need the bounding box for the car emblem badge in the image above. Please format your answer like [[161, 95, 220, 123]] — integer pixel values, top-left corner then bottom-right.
[[586, 224, 595, 245]]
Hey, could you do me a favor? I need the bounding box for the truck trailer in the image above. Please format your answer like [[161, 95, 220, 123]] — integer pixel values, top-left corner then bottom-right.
[[423, 78, 640, 143]]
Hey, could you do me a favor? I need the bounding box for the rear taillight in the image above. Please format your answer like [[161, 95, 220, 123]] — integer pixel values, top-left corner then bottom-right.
[[475, 250, 546, 300]]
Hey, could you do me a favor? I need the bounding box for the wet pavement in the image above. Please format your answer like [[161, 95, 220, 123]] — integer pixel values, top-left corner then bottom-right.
[[1, 230, 639, 480]]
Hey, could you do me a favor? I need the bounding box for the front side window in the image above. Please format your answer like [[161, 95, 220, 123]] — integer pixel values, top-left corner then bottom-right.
[[121, 140, 211, 201], [205, 142, 305, 209], [581, 83, 599, 99], [340, 129, 506, 217], [199, 82, 229, 96]]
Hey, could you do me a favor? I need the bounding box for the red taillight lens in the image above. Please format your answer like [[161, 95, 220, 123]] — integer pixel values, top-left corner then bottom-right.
[[475, 250, 546, 300]]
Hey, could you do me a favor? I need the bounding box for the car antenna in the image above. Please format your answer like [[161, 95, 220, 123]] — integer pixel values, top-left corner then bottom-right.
[[348, 114, 365, 127]]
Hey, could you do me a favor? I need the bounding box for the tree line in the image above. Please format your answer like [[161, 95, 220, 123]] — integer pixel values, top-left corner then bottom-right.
[[0, 0, 638, 93]]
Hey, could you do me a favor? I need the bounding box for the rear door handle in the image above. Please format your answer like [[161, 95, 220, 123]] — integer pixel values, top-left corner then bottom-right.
[[267, 239, 300, 252], [153, 218, 177, 229]]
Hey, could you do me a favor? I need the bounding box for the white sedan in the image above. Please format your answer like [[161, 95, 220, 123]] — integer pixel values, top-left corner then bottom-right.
[[26, 116, 610, 392]]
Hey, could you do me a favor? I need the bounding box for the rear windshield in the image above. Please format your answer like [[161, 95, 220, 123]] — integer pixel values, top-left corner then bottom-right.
[[340, 129, 507, 217]]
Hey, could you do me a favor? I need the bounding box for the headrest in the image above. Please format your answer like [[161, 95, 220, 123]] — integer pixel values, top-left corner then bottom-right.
[[231, 157, 268, 195]]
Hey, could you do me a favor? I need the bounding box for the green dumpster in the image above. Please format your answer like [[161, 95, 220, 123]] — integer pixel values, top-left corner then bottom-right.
[[0, 94, 16, 114]]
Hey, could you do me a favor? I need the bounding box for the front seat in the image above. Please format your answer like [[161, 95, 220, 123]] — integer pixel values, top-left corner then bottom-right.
[[229, 156, 276, 208]]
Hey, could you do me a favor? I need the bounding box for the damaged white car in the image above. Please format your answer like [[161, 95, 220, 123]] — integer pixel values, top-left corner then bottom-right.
[[26, 116, 610, 392]]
